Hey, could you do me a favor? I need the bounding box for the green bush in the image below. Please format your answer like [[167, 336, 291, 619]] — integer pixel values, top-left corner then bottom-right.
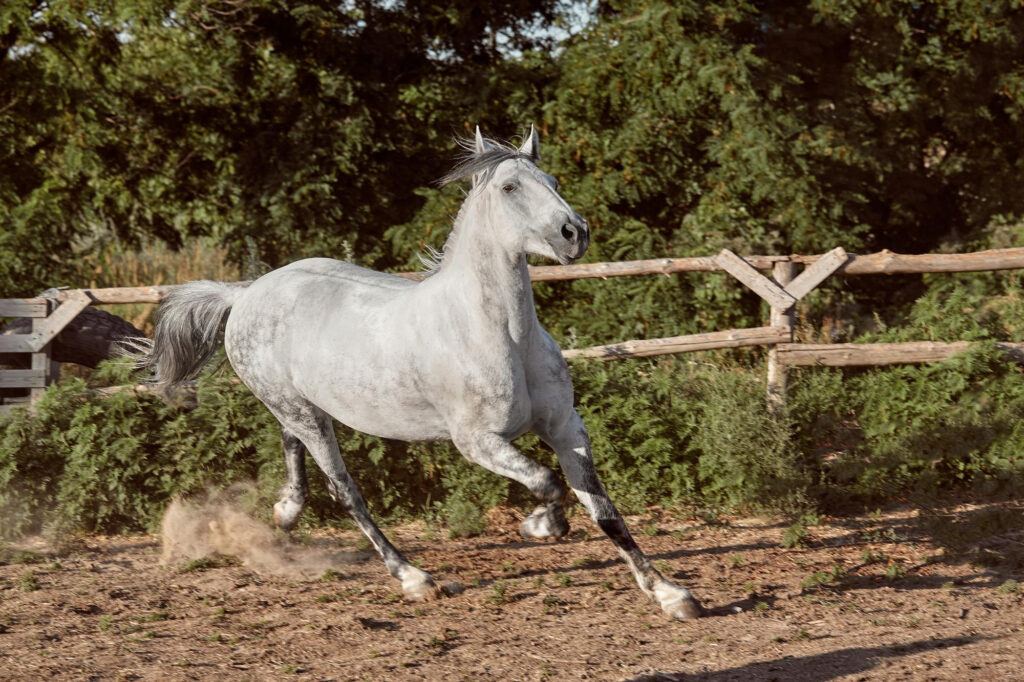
[[0, 356, 810, 539], [0, 361, 281, 538], [568, 359, 703, 513], [568, 358, 809, 514], [0, 359, 540, 539], [787, 262, 1024, 509], [5, 319, 1024, 541], [788, 346, 1024, 509], [693, 370, 810, 515]]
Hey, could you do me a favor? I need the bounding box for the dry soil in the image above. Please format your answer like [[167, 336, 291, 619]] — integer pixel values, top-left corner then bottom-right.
[[0, 503, 1022, 681]]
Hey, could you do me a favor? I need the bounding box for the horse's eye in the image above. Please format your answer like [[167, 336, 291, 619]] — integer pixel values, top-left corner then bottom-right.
[[502, 183, 518, 193]]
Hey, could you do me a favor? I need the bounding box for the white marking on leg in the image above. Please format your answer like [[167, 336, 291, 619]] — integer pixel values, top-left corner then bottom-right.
[[654, 580, 702, 620], [272, 497, 304, 532], [399, 565, 441, 602], [520, 503, 569, 539]]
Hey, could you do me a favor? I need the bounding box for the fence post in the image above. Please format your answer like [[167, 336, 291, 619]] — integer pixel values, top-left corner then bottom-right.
[[766, 261, 798, 411], [29, 299, 57, 404]]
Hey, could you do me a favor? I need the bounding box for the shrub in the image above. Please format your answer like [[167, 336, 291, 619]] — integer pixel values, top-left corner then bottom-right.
[[692, 369, 810, 514], [5, 324, 1024, 540], [443, 496, 488, 539], [788, 345, 1024, 510], [568, 358, 704, 513], [0, 361, 281, 538]]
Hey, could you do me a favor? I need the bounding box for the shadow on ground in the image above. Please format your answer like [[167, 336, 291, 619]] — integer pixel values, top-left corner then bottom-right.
[[628, 634, 996, 681]]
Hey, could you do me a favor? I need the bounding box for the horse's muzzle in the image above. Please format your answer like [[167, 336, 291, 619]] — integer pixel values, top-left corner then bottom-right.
[[560, 218, 590, 261]]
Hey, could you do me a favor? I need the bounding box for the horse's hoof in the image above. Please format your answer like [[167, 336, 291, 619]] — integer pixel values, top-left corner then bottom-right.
[[401, 567, 444, 602], [662, 596, 703, 620], [272, 498, 304, 532], [654, 581, 703, 620], [520, 503, 569, 540]]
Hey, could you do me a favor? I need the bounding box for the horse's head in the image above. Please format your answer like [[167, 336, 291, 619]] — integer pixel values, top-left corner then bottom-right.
[[444, 126, 590, 265]]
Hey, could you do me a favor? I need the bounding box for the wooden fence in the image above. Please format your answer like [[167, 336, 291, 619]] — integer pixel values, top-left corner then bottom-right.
[[3, 246, 1024, 413]]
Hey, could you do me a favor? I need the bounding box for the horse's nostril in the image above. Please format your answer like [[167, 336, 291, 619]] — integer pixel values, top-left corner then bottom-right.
[[561, 224, 576, 242]]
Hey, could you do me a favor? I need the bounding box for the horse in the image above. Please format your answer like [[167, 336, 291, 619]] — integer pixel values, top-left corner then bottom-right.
[[130, 126, 702, 620]]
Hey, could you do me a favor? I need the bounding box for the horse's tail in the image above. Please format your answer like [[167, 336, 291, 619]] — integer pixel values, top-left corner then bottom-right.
[[120, 280, 247, 390]]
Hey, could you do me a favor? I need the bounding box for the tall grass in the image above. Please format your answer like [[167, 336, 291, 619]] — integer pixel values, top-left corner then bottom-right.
[[75, 239, 242, 334]]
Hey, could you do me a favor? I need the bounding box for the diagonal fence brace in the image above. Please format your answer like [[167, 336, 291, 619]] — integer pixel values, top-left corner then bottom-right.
[[715, 249, 796, 310], [783, 247, 848, 301], [25, 290, 92, 352], [715, 247, 848, 308]]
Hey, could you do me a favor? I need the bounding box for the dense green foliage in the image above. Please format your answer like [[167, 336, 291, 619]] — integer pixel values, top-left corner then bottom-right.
[[5, 1, 1023, 299], [3, 1, 1024, 536], [0, 358, 810, 537], [399, 0, 1024, 344], [0, 0, 563, 293], [4, 333, 1023, 539]]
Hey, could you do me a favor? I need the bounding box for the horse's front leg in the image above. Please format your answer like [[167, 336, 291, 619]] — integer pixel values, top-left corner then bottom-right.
[[451, 431, 570, 540], [538, 411, 703, 620]]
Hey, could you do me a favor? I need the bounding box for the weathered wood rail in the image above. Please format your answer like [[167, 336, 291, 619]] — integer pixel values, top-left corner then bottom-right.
[[775, 341, 1024, 366], [561, 326, 791, 360], [42, 247, 1024, 305], [3, 246, 1023, 412], [526, 246, 1024, 280]]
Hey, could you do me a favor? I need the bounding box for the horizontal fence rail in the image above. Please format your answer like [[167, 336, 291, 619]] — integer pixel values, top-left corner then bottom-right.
[[528, 246, 1024, 281], [47, 247, 1024, 305], [776, 341, 1024, 367], [3, 246, 1023, 411], [562, 326, 791, 360]]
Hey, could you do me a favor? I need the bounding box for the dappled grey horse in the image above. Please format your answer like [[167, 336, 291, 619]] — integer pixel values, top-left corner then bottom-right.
[[131, 127, 702, 619]]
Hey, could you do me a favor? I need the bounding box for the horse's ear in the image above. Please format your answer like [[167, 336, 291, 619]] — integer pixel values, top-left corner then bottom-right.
[[518, 124, 540, 161], [471, 125, 492, 188]]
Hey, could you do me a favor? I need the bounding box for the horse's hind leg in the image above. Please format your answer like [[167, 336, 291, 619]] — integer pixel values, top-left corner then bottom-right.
[[275, 404, 440, 601], [453, 432, 570, 540], [272, 427, 309, 532], [538, 411, 702, 620]]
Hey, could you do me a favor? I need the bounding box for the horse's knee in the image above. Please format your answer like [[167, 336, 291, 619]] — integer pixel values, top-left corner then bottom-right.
[[535, 470, 568, 505]]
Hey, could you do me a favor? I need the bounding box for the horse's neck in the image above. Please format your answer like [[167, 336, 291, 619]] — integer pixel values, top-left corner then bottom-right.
[[435, 205, 537, 341]]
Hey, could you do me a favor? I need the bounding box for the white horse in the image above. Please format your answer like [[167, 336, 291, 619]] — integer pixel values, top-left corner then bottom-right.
[[132, 127, 702, 619]]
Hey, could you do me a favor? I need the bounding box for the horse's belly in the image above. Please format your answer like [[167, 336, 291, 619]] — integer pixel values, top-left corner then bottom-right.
[[294, 353, 530, 443], [313, 389, 451, 442], [292, 346, 452, 441]]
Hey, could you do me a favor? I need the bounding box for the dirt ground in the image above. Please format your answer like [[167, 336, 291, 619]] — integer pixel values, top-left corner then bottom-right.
[[1, 503, 1022, 681]]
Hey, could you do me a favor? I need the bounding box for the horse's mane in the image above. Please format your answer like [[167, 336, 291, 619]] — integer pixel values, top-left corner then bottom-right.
[[438, 135, 535, 186], [420, 135, 536, 276]]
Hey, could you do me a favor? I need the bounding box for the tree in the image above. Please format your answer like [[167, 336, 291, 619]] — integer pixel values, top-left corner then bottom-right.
[[435, 0, 1024, 344], [0, 0, 564, 296]]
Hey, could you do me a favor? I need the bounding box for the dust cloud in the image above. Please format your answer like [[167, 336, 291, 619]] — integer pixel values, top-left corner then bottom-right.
[[160, 487, 362, 579]]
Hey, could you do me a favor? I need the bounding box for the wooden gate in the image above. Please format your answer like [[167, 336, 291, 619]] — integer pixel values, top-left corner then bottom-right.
[[0, 292, 91, 413]]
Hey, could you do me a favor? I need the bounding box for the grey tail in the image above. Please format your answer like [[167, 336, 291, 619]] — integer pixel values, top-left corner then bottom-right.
[[119, 280, 247, 390]]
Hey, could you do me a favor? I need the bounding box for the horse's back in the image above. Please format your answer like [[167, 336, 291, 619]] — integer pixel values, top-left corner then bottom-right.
[[232, 258, 416, 324], [226, 257, 420, 362], [263, 257, 415, 294]]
